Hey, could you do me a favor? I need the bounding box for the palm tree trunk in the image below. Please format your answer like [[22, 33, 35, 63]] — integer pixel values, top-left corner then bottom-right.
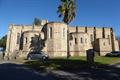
[[67, 25, 70, 59]]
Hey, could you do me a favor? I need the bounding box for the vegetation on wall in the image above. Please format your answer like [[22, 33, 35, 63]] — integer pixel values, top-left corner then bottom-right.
[[0, 35, 7, 52]]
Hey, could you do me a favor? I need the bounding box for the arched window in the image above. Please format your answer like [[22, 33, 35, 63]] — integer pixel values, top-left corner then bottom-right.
[[103, 42, 105, 46], [80, 37, 83, 43], [75, 38, 77, 44]]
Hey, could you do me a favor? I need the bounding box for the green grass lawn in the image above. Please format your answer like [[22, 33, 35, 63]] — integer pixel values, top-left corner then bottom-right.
[[24, 56, 120, 71], [94, 56, 120, 64], [70, 56, 120, 64]]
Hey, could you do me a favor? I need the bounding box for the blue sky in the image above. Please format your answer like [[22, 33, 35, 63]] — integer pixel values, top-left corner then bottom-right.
[[0, 0, 120, 38]]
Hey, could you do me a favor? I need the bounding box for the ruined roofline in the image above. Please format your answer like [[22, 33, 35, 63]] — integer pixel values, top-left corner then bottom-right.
[[9, 21, 65, 27], [8, 19, 48, 26], [45, 21, 67, 25], [96, 38, 110, 40], [9, 22, 113, 30], [69, 25, 112, 29], [70, 32, 88, 34], [9, 24, 32, 27]]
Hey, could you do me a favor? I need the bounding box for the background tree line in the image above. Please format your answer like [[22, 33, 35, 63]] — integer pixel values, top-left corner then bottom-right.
[[0, 35, 7, 52]]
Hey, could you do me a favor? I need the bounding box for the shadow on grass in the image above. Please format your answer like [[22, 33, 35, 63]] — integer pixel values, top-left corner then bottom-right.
[[24, 58, 88, 71], [0, 57, 119, 80], [24, 58, 120, 80], [0, 63, 54, 80], [24, 58, 114, 71]]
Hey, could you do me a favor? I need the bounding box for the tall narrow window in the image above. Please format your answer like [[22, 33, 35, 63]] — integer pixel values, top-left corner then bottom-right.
[[108, 35, 111, 44], [17, 33, 20, 44], [108, 35, 110, 39], [75, 38, 77, 44], [25, 37, 27, 44], [49, 27, 52, 38], [103, 42, 105, 46], [80, 37, 83, 43]]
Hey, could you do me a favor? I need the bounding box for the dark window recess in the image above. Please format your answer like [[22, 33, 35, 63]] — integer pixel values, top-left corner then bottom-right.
[[75, 38, 77, 44], [108, 35, 110, 39], [103, 42, 105, 46], [81, 37, 83, 43], [108, 35, 111, 45], [25, 37, 28, 44], [17, 33, 20, 44], [91, 34, 93, 41]]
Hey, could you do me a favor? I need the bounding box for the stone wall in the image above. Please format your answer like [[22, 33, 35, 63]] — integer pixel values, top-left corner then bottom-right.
[[69, 32, 91, 56], [114, 40, 119, 51], [5, 21, 120, 59], [42, 22, 67, 57], [5, 24, 44, 59], [95, 38, 112, 56]]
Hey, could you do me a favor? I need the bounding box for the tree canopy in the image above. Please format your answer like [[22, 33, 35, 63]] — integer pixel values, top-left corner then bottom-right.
[[57, 0, 76, 24], [0, 35, 7, 52], [33, 18, 41, 26]]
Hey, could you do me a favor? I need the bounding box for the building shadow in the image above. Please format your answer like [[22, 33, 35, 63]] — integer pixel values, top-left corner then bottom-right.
[[0, 62, 54, 80], [24, 59, 120, 80], [70, 65, 120, 80]]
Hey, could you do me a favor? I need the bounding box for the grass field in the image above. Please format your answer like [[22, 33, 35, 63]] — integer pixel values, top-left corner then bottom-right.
[[70, 56, 120, 64], [94, 56, 120, 64], [24, 56, 120, 71]]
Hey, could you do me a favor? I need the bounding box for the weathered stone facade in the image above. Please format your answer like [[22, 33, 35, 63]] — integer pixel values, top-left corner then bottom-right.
[[5, 20, 120, 59]]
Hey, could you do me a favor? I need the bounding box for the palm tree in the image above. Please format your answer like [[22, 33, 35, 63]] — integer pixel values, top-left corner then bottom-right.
[[57, 0, 76, 59], [57, 0, 76, 24]]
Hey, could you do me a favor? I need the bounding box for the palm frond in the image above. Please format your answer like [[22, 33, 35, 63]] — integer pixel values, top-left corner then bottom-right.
[[57, 0, 76, 24]]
